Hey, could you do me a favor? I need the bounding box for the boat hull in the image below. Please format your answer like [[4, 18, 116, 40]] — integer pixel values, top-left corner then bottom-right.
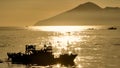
[[7, 53, 77, 66]]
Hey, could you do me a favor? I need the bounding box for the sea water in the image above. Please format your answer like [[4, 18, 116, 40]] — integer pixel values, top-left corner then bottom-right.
[[0, 26, 120, 68]]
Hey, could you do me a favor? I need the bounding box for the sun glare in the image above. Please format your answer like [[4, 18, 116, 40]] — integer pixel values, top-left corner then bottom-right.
[[29, 26, 89, 32]]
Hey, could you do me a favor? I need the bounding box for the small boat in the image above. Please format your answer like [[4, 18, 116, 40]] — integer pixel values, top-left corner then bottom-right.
[[87, 28, 94, 30], [7, 44, 77, 66], [0, 59, 3, 63], [108, 27, 117, 30]]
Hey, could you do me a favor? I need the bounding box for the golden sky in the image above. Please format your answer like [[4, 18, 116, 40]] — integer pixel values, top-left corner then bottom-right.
[[0, 0, 120, 26]]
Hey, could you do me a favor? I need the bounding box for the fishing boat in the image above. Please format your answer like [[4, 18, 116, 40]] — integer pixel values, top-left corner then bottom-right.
[[108, 27, 117, 30], [0, 59, 3, 63], [7, 44, 77, 65]]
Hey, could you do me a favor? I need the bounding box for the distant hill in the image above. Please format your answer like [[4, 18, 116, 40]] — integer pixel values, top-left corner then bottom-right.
[[35, 2, 120, 26]]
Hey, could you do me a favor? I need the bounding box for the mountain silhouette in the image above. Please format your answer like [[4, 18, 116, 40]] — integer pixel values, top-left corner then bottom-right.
[[71, 2, 102, 11], [35, 2, 120, 26]]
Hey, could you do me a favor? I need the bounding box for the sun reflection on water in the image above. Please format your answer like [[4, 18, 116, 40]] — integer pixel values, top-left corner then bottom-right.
[[28, 26, 92, 32], [32, 26, 88, 66], [51, 35, 82, 47], [27, 26, 99, 67]]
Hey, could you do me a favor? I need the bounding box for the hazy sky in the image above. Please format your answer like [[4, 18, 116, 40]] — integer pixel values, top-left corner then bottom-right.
[[0, 0, 120, 26]]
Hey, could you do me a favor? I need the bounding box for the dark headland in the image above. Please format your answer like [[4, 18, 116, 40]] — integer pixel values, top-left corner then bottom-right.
[[35, 2, 120, 26]]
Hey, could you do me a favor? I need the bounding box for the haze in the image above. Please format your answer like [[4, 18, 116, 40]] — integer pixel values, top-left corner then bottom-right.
[[0, 0, 120, 26]]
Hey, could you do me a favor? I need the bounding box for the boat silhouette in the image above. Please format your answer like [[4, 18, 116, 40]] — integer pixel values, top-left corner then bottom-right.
[[0, 59, 3, 63], [108, 27, 117, 30], [7, 44, 77, 66]]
